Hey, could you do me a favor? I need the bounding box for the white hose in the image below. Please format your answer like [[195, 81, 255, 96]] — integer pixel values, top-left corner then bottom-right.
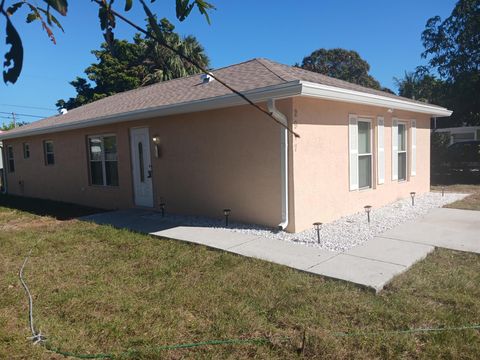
[[19, 244, 46, 345]]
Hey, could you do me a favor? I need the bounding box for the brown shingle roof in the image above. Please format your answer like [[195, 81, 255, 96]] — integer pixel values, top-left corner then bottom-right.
[[4, 58, 445, 137]]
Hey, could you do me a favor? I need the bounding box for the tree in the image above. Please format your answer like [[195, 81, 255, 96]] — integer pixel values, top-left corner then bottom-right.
[[420, 0, 480, 125], [394, 71, 446, 104], [56, 18, 209, 110], [0, 0, 214, 85], [298, 48, 382, 90], [1, 119, 27, 130]]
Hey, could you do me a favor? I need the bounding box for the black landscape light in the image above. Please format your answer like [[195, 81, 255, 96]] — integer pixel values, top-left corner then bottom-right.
[[313, 222, 322, 244], [159, 202, 166, 217], [364, 205, 372, 223], [223, 208, 231, 227], [410, 192, 416, 206], [442, 186, 445, 197]]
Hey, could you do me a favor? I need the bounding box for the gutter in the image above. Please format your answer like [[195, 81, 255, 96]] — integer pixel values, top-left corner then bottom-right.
[[0, 144, 7, 194], [267, 99, 289, 231], [300, 81, 453, 117], [0, 81, 303, 141]]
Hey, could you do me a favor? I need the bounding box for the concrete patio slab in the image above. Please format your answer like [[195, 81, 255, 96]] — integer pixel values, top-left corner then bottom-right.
[[228, 237, 337, 271], [345, 237, 434, 267], [308, 254, 406, 292], [380, 208, 480, 254]]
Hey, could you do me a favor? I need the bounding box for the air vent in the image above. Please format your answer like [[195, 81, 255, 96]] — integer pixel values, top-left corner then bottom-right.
[[200, 73, 214, 83]]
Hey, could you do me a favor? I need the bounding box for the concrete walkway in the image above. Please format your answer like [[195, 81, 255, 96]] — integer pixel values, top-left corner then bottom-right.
[[82, 208, 480, 293]]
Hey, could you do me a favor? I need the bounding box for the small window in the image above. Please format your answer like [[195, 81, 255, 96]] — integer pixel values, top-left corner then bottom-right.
[[23, 143, 30, 159], [43, 140, 55, 165], [398, 123, 407, 181], [88, 135, 118, 186], [6, 145, 15, 173], [358, 120, 372, 189]]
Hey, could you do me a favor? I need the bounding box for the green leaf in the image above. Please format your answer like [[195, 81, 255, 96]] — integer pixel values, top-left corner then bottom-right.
[[37, 7, 65, 32], [176, 0, 195, 22], [6, 2, 25, 16], [26, 12, 40, 23], [43, 0, 68, 16], [125, 0, 133, 11], [3, 14, 24, 84], [176, 0, 215, 24]]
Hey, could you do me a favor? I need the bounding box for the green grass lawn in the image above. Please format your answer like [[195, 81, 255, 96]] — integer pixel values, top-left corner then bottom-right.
[[431, 184, 480, 211], [1, 196, 479, 359]]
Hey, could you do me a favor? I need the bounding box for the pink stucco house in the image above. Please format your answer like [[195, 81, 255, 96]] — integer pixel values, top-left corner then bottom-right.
[[0, 59, 451, 232]]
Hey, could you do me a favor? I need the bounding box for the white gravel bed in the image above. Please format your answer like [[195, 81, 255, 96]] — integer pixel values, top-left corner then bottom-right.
[[143, 192, 468, 253]]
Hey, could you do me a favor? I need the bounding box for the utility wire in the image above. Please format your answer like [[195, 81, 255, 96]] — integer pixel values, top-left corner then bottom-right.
[[0, 111, 45, 119], [91, 0, 300, 138], [0, 103, 56, 111]]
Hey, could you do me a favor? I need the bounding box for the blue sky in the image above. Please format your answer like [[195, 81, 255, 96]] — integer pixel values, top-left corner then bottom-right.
[[0, 0, 456, 124]]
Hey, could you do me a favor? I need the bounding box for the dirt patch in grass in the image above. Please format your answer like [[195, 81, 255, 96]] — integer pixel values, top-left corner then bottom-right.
[[1, 200, 479, 359], [431, 184, 480, 210]]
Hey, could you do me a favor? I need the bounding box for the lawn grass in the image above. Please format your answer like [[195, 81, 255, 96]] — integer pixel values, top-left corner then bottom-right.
[[431, 184, 480, 211], [1, 196, 479, 359]]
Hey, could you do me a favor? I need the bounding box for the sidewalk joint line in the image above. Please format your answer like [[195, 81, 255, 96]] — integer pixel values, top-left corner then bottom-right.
[[341, 253, 407, 267], [376, 235, 436, 247], [305, 254, 340, 270]]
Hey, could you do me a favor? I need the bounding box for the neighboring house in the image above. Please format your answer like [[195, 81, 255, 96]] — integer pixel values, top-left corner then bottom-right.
[[434, 126, 480, 145], [0, 59, 451, 232]]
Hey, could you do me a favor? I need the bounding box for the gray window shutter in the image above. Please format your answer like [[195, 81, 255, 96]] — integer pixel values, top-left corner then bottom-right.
[[411, 119, 417, 176], [349, 114, 359, 190], [377, 117, 385, 184], [392, 118, 398, 181]]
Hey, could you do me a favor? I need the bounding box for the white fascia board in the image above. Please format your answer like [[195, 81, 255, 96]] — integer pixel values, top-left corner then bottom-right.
[[300, 81, 453, 117], [0, 81, 303, 140]]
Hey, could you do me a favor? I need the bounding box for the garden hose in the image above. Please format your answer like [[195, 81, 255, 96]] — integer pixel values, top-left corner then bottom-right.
[[19, 241, 480, 359]]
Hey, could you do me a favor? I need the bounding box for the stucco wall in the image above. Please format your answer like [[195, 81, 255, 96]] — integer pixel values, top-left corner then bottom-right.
[[3, 96, 433, 233], [289, 97, 431, 232], [3, 102, 284, 227]]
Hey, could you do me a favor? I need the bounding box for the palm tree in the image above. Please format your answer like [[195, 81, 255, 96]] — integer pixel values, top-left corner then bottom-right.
[[141, 19, 209, 85]]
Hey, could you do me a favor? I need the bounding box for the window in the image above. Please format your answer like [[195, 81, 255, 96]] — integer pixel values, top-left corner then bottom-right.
[[23, 143, 30, 159], [358, 120, 372, 189], [398, 123, 407, 181], [7, 145, 14, 173], [88, 135, 118, 186], [44, 140, 55, 165], [452, 132, 475, 143]]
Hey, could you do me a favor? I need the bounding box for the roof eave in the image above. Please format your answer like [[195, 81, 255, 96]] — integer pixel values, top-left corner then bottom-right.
[[0, 81, 303, 141], [300, 81, 453, 117]]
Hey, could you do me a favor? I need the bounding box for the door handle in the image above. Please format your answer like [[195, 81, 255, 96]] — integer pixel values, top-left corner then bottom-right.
[[147, 165, 152, 178]]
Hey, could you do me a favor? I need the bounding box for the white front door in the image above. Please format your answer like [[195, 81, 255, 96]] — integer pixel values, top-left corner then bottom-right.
[[130, 127, 154, 207]]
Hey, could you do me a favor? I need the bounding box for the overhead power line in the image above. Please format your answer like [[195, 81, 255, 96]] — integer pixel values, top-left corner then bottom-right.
[[0, 111, 45, 119], [0, 103, 56, 111]]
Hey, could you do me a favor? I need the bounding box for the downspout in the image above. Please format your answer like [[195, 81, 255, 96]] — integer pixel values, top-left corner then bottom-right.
[[267, 99, 289, 231], [0, 144, 7, 194]]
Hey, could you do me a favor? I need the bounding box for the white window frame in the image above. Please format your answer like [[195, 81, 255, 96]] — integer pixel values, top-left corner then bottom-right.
[[397, 121, 408, 182], [23, 142, 30, 159], [377, 117, 385, 184], [7, 145, 15, 173], [88, 134, 118, 187], [357, 118, 373, 190], [43, 140, 55, 166]]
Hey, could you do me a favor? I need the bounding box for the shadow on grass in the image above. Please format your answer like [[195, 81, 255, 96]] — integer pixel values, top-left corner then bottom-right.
[[0, 194, 106, 220]]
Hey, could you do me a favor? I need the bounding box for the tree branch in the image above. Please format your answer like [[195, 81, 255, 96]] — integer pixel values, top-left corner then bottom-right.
[[91, 0, 300, 138]]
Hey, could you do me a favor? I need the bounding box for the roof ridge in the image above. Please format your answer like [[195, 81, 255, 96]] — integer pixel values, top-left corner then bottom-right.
[[253, 58, 288, 82], [55, 58, 265, 118]]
